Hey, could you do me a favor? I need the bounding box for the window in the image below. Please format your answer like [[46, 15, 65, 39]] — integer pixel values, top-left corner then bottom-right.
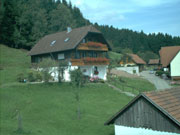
[[75, 52, 80, 59], [50, 40, 56, 46], [64, 38, 69, 42], [35, 56, 41, 63], [82, 52, 86, 58], [94, 66, 99, 75], [58, 53, 65, 60], [88, 52, 93, 57], [83, 69, 87, 72], [93, 52, 97, 58]]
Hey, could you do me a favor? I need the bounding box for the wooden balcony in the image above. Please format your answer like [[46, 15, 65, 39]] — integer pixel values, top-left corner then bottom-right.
[[71, 57, 109, 66], [77, 42, 108, 51]]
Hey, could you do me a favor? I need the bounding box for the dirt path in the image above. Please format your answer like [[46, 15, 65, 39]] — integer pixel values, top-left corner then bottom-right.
[[140, 71, 172, 90]]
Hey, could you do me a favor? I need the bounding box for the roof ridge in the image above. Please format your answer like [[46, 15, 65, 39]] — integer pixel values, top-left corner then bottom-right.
[[161, 45, 180, 48]]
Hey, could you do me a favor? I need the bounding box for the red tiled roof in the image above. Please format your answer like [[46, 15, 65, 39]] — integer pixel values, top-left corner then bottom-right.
[[148, 59, 159, 65], [128, 53, 146, 64], [144, 87, 180, 124], [159, 46, 180, 67]]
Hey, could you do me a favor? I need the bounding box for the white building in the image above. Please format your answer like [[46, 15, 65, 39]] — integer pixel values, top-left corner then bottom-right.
[[29, 25, 111, 81], [170, 51, 180, 79], [159, 46, 180, 80]]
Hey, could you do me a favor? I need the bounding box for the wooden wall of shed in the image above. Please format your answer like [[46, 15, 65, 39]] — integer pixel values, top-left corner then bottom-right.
[[115, 97, 180, 133]]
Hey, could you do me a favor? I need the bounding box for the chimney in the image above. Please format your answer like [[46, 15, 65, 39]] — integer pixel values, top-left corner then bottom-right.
[[67, 27, 72, 33]]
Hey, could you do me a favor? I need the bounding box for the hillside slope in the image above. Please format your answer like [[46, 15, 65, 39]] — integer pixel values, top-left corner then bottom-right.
[[0, 44, 30, 85], [0, 44, 132, 135]]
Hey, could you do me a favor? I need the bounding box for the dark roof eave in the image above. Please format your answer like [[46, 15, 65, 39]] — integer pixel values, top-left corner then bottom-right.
[[28, 48, 75, 56]]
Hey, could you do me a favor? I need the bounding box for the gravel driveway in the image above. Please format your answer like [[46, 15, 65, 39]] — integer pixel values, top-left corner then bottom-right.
[[140, 71, 172, 90]]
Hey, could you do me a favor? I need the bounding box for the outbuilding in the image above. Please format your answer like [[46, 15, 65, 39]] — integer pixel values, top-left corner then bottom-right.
[[148, 59, 160, 69], [159, 46, 180, 80], [105, 87, 180, 135]]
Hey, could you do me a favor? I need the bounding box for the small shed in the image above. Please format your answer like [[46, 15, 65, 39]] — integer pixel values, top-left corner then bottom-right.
[[148, 59, 160, 69], [105, 87, 180, 135], [119, 53, 146, 72]]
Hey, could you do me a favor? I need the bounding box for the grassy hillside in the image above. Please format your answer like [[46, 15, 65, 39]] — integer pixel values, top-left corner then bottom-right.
[[0, 45, 155, 135], [1, 83, 132, 135], [108, 51, 122, 60], [0, 45, 132, 135], [0, 44, 30, 85], [108, 76, 156, 95]]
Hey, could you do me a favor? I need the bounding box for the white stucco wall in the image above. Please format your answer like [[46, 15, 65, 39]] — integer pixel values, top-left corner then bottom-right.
[[170, 51, 180, 77], [80, 65, 107, 80], [116, 66, 139, 75], [80, 66, 93, 78], [50, 66, 78, 82], [97, 65, 107, 80], [50, 65, 107, 81], [115, 125, 180, 135]]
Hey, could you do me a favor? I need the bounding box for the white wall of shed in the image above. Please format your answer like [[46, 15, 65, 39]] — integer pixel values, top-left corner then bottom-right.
[[114, 125, 180, 135], [170, 51, 180, 77]]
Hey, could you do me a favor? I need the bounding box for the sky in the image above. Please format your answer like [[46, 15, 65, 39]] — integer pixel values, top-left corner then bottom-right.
[[68, 0, 180, 36]]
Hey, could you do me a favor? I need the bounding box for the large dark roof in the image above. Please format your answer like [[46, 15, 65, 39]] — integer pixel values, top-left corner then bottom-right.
[[105, 87, 180, 127], [29, 25, 107, 56]]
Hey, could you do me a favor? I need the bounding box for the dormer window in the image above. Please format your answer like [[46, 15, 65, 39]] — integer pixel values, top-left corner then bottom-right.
[[64, 38, 69, 42], [50, 40, 56, 46]]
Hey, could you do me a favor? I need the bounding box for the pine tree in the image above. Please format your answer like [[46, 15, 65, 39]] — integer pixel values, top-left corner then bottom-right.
[[0, 0, 17, 47]]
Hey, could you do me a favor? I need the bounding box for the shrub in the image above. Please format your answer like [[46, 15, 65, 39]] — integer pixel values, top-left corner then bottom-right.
[[17, 73, 25, 82], [70, 68, 84, 87], [43, 70, 52, 83], [155, 70, 170, 78], [58, 60, 68, 83], [90, 76, 99, 83], [155, 70, 164, 76], [164, 72, 170, 78], [38, 58, 57, 83], [36, 72, 43, 82], [28, 72, 36, 82], [82, 75, 90, 83]]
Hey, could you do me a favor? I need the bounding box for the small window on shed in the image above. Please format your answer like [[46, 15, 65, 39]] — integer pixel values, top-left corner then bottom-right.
[[64, 38, 69, 42], [50, 40, 56, 46]]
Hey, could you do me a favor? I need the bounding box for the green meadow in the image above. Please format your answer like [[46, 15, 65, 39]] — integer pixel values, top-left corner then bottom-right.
[[0, 45, 154, 135]]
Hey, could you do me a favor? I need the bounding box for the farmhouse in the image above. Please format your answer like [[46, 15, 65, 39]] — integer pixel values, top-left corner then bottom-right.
[[148, 59, 160, 69], [105, 87, 180, 135], [29, 25, 111, 81], [159, 46, 180, 80], [118, 53, 146, 74]]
